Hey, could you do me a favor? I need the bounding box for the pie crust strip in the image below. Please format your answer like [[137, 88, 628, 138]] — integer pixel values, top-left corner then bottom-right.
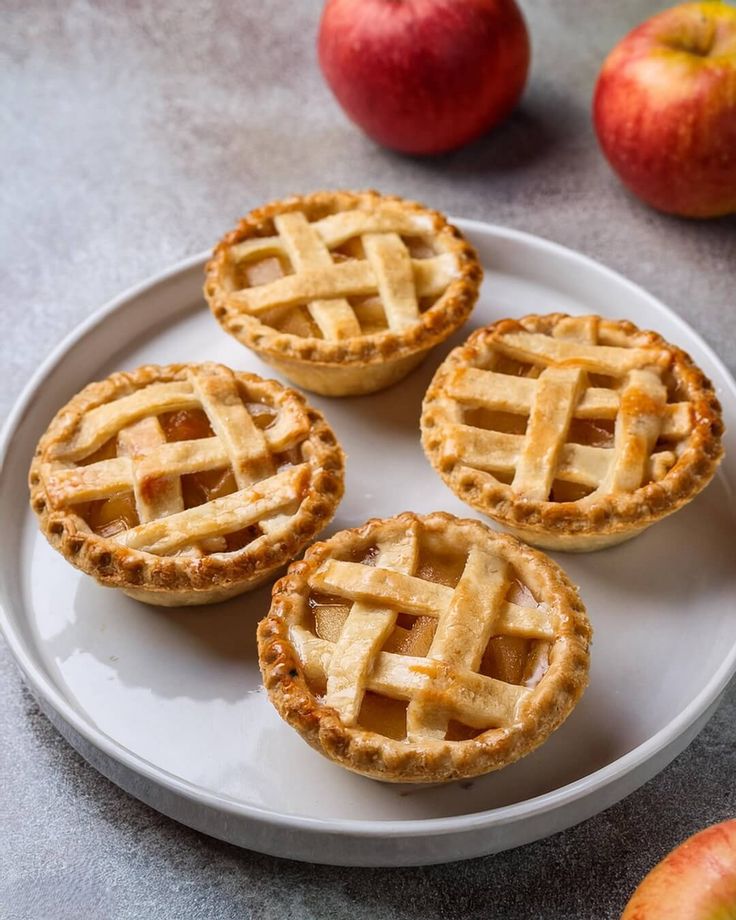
[[310, 559, 552, 638], [274, 212, 361, 341], [188, 367, 274, 487], [116, 416, 184, 523], [495, 331, 670, 376], [323, 527, 420, 725], [406, 548, 513, 740], [595, 368, 668, 495], [229, 208, 435, 261], [114, 464, 309, 554], [511, 367, 584, 501]]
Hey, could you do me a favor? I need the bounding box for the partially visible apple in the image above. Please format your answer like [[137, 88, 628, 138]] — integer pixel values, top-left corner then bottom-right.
[[318, 0, 530, 155], [621, 819, 736, 919], [593, 2, 736, 218]]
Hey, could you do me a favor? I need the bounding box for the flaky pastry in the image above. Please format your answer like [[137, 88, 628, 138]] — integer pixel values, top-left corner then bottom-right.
[[258, 512, 591, 783], [204, 190, 482, 396], [29, 363, 344, 605], [421, 313, 724, 551]]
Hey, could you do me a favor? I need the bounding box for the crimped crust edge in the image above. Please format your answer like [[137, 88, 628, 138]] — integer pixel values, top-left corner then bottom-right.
[[420, 314, 725, 540], [204, 189, 483, 368], [29, 363, 346, 599], [257, 511, 591, 783]]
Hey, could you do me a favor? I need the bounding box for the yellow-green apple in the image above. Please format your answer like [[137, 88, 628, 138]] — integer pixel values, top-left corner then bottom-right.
[[621, 818, 736, 919], [593, 2, 736, 218], [318, 0, 530, 155]]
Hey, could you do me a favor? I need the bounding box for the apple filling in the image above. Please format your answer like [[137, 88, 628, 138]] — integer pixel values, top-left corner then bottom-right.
[[464, 407, 528, 436], [486, 354, 540, 378], [305, 543, 550, 741], [77, 402, 299, 554], [235, 232, 441, 340]]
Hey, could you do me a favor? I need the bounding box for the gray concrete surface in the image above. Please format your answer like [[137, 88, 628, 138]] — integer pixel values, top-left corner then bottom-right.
[[2, 1, 735, 917]]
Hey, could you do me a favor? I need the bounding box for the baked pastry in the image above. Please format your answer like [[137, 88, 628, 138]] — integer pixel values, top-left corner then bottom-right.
[[29, 363, 345, 606], [421, 313, 724, 551], [204, 190, 482, 396], [258, 512, 591, 783]]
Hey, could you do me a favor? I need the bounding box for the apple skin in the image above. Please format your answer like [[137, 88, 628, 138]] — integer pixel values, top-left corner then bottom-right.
[[318, 0, 530, 155], [593, 2, 736, 218], [621, 819, 736, 919]]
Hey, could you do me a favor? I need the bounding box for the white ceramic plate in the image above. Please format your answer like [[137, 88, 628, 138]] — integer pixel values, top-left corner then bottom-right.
[[2, 221, 735, 867]]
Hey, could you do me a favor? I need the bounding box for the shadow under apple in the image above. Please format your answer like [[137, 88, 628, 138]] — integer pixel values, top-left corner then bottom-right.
[[397, 101, 566, 177]]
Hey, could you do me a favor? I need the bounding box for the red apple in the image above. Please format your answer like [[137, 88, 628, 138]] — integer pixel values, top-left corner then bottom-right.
[[593, 2, 736, 218], [318, 0, 530, 155], [621, 819, 736, 919]]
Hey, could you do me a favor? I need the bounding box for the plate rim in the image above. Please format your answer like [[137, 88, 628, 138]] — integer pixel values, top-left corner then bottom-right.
[[2, 220, 735, 840]]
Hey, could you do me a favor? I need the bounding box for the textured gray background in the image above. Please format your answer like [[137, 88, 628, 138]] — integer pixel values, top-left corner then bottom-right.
[[2, 1, 735, 918]]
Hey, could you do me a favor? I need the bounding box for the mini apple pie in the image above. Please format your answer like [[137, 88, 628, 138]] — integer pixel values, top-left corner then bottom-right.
[[421, 313, 724, 551], [204, 189, 482, 396], [29, 363, 345, 606], [258, 512, 591, 783]]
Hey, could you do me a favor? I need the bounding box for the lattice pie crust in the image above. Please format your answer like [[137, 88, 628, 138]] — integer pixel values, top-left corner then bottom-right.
[[205, 190, 482, 396], [258, 512, 591, 783], [422, 314, 724, 551], [29, 363, 345, 605]]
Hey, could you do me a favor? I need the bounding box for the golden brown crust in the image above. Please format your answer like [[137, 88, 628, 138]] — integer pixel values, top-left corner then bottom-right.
[[204, 189, 482, 368], [29, 363, 345, 604], [420, 314, 724, 549], [257, 512, 591, 783]]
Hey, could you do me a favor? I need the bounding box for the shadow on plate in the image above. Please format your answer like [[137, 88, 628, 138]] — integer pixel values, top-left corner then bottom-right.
[[555, 472, 736, 608], [325, 318, 492, 438], [37, 576, 274, 703]]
